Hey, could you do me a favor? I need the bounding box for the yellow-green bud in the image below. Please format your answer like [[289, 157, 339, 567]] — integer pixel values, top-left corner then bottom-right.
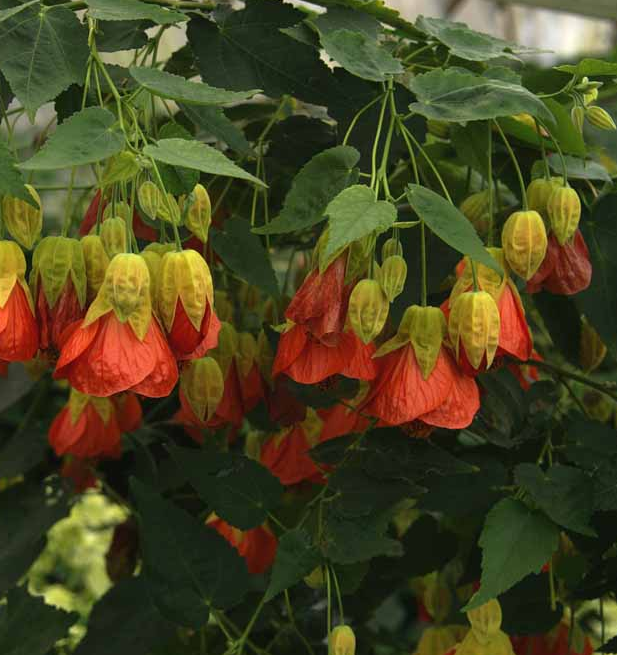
[[347, 279, 389, 344], [459, 190, 491, 236], [527, 178, 562, 218], [182, 183, 211, 243], [571, 105, 585, 134], [378, 255, 407, 302], [329, 625, 356, 655], [99, 217, 128, 259], [2, 185, 42, 250], [381, 237, 403, 261], [138, 180, 162, 220], [547, 186, 581, 245], [586, 105, 617, 131], [501, 210, 548, 280]]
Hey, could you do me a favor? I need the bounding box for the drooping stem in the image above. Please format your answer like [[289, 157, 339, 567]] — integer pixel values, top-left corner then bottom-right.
[[538, 119, 569, 186], [343, 93, 385, 146], [370, 89, 390, 195], [487, 122, 495, 246], [493, 120, 528, 210]]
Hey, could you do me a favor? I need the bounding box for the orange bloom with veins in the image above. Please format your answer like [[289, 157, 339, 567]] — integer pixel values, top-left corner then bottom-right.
[[207, 514, 277, 575], [442, 249, 532, 375], [31, 236, 87, 355], [318, 382, 370, 442], [261, 409, 324, 486], [159, 249, 220, 360], [273, 251, 376, 385], [54, 253, 178, 397], [0, 241, 39, 362], [361, 305, 480, 431]]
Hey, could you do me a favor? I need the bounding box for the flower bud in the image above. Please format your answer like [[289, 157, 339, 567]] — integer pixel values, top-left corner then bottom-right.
[[379, 255, 407, 302], [467, 599, 502, 645], [329, 625, 356, 655], [180, 356, 224, 422], [81, 235, 110, 302], [381, 237, 403, 260], [181, 183, 211, 243], [103, 201, 132, 223], [571, 105, 585, 134], [215, 290, 234, 323], [140, 250, 162, 306], [304, 566, 326, 589], [583, 88, 599, 106], [100, 217, 128, 258], [424, 581, 452, 624], [210, 321, 239, 376], [2, 184, 42, 250], [85, 253, 151, 339], [580, 319, 607, 373], [347, 279, 389, 344], [450, 248, 507, 304], [449, 290, 500, 371], [527, 178, 561, 218], [137, 180, 162, 220], [158, 192, 181, 224], [586, 105, 617, 131], [426, 119, 449, 139], [547, 186, 581, 245], [144, 242, 175, 257], [459, 190, 491, 236], [501, 210, 547, 280], [398, 305, 446, 379]]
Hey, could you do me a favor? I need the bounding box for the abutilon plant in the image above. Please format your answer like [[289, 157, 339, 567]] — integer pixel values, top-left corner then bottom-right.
[[1, 4, 617, 655]]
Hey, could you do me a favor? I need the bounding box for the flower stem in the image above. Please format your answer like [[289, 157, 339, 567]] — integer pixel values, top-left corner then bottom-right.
[[487, 121, 495, 246], [343, 93, 385, 146], [493, 120, 528, 210]]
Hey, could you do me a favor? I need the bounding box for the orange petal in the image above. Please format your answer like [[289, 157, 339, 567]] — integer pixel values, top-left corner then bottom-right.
[[497, 283, 532, 362], [131, 318, 178, 398], [0, 283, 39, 361], [261, 424, 321, 486]]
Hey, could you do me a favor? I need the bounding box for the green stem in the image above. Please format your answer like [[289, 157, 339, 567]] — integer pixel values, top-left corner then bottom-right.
[[330, 567, 345, 622], [535, 118, 551, 179], [494, 120, 528, 210], [403, 43, 433, 64], [326, 566, 333, 639], [370, 89, 389, 194], [342, 93, 385, 146], [539, 119, 568, 185], [237, 595, 266, 655], [420, 220, 428, 306], [487, 121, 494, 246]]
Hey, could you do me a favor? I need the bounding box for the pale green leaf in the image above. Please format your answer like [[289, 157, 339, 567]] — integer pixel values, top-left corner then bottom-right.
[[180, 104, 253, 156], [21, 107, 124, 170], [547, 153, 611, 182], [0, 0, 38, 23], [85, 0, 186, 24], [555, 58, 617, 77], [129, 66, 260, 105], [324, 184, 397, 259], [143, 138, 265, 187]]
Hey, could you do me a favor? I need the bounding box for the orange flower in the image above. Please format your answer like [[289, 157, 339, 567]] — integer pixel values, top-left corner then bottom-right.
[[31, 236, 87, 355], [527, 229, 592, 296], [206, 515, 278, 575], [511, 620, 593, 655], [261, 410, 324, 485], [318, 382, 370, 441], [60, 456, 98, 493], [54, 254, 178, 397], [362, 306, 480, 430], [112, 392, 143, 432], [442, 250, 532, 375], [273, 251, 376, 385], [159, 250, 220, 360], [49, 389, 122, 459], [0, 241, 39, 362]]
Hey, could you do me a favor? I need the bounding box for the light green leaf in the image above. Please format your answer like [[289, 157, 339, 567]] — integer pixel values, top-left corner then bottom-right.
[[144, 138, 265, 187], [265, 529, 321, 601], [405, 184, 502, 274], [21, 107, 124, 170], [320, 29, 403, 82], [156, 122, 199, 196], [131, 479, 250, 629], [324, 185, 396, 260], [211, 217, 280, 298], [0, 141, 34, 206], [0, 5, 88, 116], [0, 0, 38, 23], [311, 6, 380, 39], [254, 145, 360, 235], [169, 446, 283, 531], [515, 464, 596, 536], [465, 498, 559, 610], [555, 58, 617, 77], [85, 0, 186, 24], [407, 68, 554, 125], [129, 66, 260, 105], [180, 104, 253, 156], [547, 153, 611, 182], [0, 587, 77, 655], [415, 15, 541, 62]]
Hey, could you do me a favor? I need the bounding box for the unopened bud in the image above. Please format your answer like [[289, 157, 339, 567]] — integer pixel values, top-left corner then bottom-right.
[[2, 185, 42, 250], [329, 625, 356, 655], [81, 235, 110, 302], [571, 105, 585, 134], [501, 210, 548, 280], [580, 319, 607, 373], [586, 105, 617, 131], [182, 183, 211, 243], [304, 566, 326, 589], [379, 255, 407, 302], [583, 88, 599, 106], [158, 192, 181, 225], [467, 599, 503, 645], [459, 190, 491, 236], [381, 237, 403, 261], [547, 186, 581, 246], [103, 201, 132, 223], [181, 356, 224, 422], [100, 217, 128, 259], [138, 180, 162, 220], [527, 178, 561, 218], [347, 279, 389, 344]]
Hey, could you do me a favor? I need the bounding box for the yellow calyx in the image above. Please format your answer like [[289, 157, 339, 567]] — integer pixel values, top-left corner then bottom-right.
[[501, 210, 548, 281], [0, 240, 29, 309], [450, 248, 507, 304], [378, 255, 407, 302], [236, 332, 258, 379], [2, 184, 42, 250], [181, 183, 212, 243], [99, 216, 128, 259], [81, 235, 110, 303], [181, 356, 224, 422], [84, 253, 152, 340], [448, 291, 501, 370], [159, 249, 214, 333], [547, 186, 581, 246], [140, 250, 162, 309], [31, 236, 87, 310], [210, 321, 239, 377], [68, 388, 114, 425], [347, 278, 389, 345], [455, 600, 513, 655], [329, 625, 356, 655]]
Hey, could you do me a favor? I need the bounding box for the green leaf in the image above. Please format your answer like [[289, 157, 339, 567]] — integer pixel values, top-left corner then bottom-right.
[[575, 194, 617, 358], [311, 6, 381, 39], [129, 66, 259, 105], [144, 138, 265, 187], [555, 58, 617, 77], [85, 0, 186, 24], [131, 479, 250, 628], [0, 141, 32, 205], [407, 68, 554, 125], [0, 587, 76, 655], [543, 98, 586, 158], [156, 122, 199, 196], [0, 5, 88, 116], [180, 104, 253, 156], [20, 107, 124, 170], [169, 446, 283, 530], [547, 153, 611, 182], [324, 185, 396, 260], [96, 19, 149, 52], [74, 577, 176, 655], [265, 529, 321, 601], [465, 498, 559, 610], [320, 29, 403, 82], [102, 151, 141, 186], [405, 183, 502, 274], [0, 0, 38, 23], [187, 1, 332, 103], [0, 481, 69, 596], [415, 15, 541, 62], [395, 515, 457, 578], [211, 217, 280, 298], [254, 145, 360, 235], [515, 464, 595, 536]]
